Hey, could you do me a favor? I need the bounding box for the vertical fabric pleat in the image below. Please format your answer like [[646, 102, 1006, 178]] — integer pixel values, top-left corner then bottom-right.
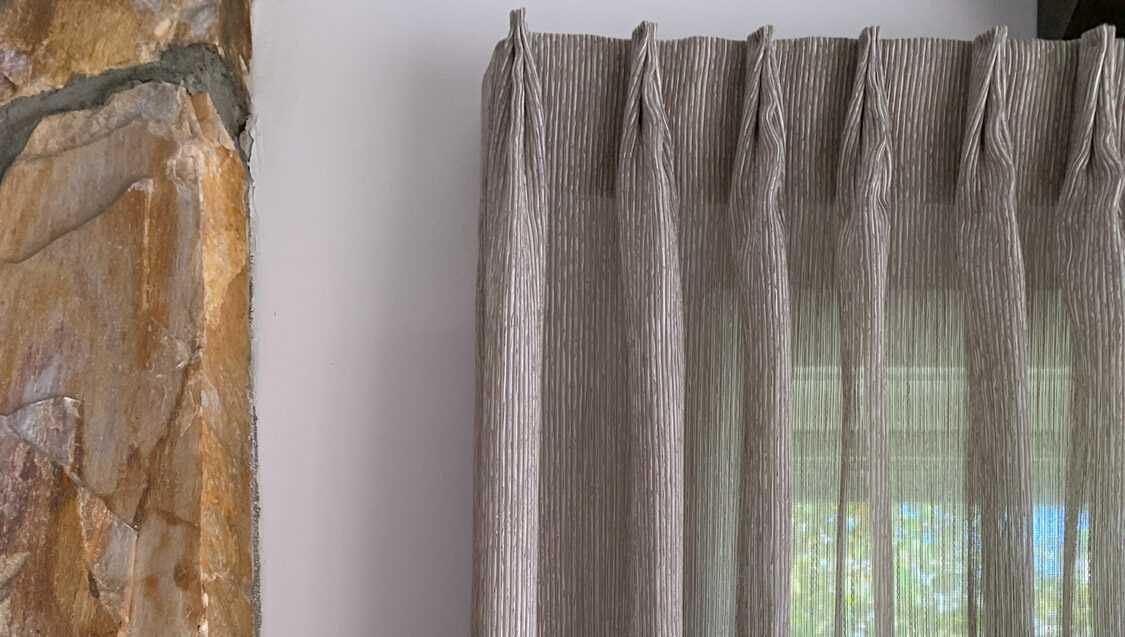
[[1057, 24, 1125, 636], [727, 25, 792, 637], [615, 21, 686, 637], [831, 26, 895, 637], [472, 9, 546, 636], [956, 26, 1035, 635]]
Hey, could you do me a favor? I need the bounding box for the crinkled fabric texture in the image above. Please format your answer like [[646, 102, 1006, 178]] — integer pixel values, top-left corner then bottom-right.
[[475, 12, 1125, 636]]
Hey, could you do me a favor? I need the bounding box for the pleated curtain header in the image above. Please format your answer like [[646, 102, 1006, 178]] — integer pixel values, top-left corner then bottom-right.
[[482, 11, 1116, 283]]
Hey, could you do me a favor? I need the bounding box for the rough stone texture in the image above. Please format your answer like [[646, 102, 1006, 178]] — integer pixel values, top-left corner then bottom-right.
[[0, 0, 251, 104], [0, 81, 252, 635]]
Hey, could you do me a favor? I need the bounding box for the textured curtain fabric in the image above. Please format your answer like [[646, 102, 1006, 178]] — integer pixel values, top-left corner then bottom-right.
[[474, 10, 1125, 635]]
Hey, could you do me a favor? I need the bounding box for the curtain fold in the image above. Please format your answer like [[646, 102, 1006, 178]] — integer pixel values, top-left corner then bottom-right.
[[727, 25, 792, 637], [1057, 24, 1125, 636], [475, 11, 1125, 636], [956, 26, 1036, 635], [473, 9, 546, 636], [614, 20, 686, 637], [832, 26, 895, 637]]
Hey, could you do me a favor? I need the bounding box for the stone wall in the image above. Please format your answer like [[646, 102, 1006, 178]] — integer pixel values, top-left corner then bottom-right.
[[0, 2, 254, 635]]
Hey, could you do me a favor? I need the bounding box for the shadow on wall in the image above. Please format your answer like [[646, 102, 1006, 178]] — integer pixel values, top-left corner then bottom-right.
[[348, 29, 485, 634]]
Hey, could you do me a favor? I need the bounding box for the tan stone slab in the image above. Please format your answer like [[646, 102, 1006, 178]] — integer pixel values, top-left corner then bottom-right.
[[0, 81, 252, 635], [0, 0, 251, 103]]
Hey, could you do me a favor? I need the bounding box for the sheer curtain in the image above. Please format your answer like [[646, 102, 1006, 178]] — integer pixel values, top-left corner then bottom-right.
[[474, 10, 1125, 635]]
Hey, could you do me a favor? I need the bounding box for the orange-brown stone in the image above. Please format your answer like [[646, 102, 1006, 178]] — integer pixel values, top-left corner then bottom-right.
[[0, 0, 252, 103], [0, 82, 252, 635]]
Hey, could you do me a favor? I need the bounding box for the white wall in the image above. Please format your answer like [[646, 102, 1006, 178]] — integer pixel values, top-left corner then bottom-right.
[[249, 1, 1033, 635]]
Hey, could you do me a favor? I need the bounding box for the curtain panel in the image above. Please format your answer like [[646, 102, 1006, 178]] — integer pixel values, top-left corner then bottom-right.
[[474, 9, 1125, 635]]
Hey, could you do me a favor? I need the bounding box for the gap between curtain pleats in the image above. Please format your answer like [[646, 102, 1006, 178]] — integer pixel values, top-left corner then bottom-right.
[[473, 9, 547, 637], [1057, 23, 1125, 637], [615, 19, 686, 637], [727, 24, 793, 637], [832, 25, 895, 637], [956, 25, 1036, 636]]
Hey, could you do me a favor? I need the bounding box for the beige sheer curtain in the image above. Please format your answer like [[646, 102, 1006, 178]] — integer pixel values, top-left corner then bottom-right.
[[474, 10, 1125, 635]]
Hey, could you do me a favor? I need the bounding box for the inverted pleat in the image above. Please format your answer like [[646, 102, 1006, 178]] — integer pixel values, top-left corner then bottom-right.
[[831, 26, 895, 637], [615, 20, 686, 637], [473, 9, 547, 636], [1057, 24, 1125, 637], [727, 25, 792, 637], [955, 26, 1035, 636]]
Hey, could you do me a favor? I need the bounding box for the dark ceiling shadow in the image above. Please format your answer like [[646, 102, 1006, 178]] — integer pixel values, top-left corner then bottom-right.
[[1039, 0, 1125, 38]]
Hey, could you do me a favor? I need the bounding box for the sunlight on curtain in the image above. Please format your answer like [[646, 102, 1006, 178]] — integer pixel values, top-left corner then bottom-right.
[[790, 294, 1088, 634]]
